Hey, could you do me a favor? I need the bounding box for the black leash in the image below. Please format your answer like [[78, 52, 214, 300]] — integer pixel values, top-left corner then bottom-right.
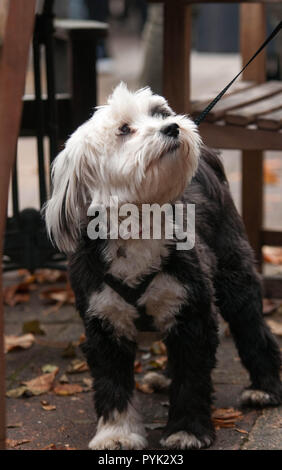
[[194, 21, 282, 126]]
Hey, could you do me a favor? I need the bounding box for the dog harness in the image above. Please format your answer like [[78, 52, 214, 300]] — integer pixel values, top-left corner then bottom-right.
[[104, 271, 159, 331]]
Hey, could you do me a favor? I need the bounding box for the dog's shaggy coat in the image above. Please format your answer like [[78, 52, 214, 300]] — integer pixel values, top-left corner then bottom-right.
[[45, 84, 282, 450]]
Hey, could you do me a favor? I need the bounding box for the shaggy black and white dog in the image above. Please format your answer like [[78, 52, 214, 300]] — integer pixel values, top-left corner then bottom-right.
[[45, 84, 282, 450]]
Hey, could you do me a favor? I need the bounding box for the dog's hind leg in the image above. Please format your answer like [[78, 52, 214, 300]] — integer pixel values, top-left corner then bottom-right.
[[215, 239, 282, 407], [81, 316, 147, 450]]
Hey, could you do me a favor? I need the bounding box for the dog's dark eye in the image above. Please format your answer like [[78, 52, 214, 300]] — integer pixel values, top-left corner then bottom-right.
[[151, 107, 172, 119], [119, 124, 131, 135]]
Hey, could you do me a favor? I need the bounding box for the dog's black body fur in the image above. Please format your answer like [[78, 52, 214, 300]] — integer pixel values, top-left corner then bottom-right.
[[69, 147, 282, 447]]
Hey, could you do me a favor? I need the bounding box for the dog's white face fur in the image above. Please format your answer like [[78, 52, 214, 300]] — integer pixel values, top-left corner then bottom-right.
[[45, 83, 201, 252]]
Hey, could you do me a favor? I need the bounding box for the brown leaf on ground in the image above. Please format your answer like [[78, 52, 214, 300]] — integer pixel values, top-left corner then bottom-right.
[[66, 359, 89, 374], [41, 443, 77, 450], [61, 342, 77, 358], [266, 319, 282, 336], [22, 320, 45, 336], [263, 246, 282, 265], [263, 298, 282, 316], [33, 269, 67, 284], [235, 428, 249, 434], [4, 333, 35, 353], [77, 334, 86, 345], [149, 355, 167, 370], [41, 364, 59, 374], [53, 383, 83, 396], [41, 400, 56, 411], [6, 386, 28, 398], [82, 378, 92, 392], [6, 422, 23, 429], [135, 382, 154, 394], [22, 367, 59, 396], [59, 374, 69, 384], [6, 438, 31, 448], [212, 408, 243, 429], [41, 283, 75, 314], [150, 340, 167, 356], [134, 360, 142, 374], [3, 275, 37, 306]]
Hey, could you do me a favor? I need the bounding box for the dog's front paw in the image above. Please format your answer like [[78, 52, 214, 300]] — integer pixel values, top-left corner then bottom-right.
[[160, 431, 213, 450], [89, 431, 147, 450], [241, 388, 282, 407]]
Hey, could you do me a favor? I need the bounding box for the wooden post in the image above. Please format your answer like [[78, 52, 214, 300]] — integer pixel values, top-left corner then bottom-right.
[[242, 151, 263, 267], [0, 0, 36, 450], [240, 4, 266, 266], [163, 0, 191, 114]]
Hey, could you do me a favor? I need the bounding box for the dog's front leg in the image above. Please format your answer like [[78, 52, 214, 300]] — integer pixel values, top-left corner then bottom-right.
[[82, 317, 147, 450], [161, 302, 218, 450]]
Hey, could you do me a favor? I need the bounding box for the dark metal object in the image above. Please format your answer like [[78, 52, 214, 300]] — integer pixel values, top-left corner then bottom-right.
[[3, 0, 107, 273], [3, 0, 63, 272]]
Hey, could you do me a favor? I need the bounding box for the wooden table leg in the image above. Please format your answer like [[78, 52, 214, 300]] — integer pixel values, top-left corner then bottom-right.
[[0, 0, 36, 450], [163, 0, 192, 114], [242, 150, 263, 268]]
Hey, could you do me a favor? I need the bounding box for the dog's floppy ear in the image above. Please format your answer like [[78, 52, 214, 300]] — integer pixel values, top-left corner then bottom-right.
[[44, 130, 95, 253]]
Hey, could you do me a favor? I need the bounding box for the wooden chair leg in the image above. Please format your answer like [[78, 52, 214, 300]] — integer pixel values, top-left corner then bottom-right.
[[163, 1, 191, 114], [0, 0, 36, 450], [242, 150, 263, 269]]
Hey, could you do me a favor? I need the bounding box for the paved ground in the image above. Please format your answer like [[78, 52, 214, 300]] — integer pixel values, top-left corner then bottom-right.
[[4, 272, 282, 450]]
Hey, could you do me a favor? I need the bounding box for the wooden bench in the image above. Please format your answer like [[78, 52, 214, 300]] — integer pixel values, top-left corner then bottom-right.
[[149, 0, 282, 281]]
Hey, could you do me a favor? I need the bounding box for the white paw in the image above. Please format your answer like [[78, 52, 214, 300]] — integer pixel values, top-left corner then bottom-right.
[[89, 430, 147, 450], [160, 431, 212, 450], [241, 389, 271, 406]]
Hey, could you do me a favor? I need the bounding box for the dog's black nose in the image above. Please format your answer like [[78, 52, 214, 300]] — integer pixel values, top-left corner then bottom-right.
[[161, 123, 179, 138]]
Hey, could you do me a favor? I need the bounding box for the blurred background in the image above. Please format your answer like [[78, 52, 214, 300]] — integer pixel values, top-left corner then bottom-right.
[[10, 0, 282, 272]]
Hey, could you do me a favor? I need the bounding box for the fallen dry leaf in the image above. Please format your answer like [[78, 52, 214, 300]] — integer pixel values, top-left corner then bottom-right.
[[6, 386, 28, 398], [59, 374, 69, 384], [235, 428, 249, 434], [61, 342, 77, 358], [41, 364, 59, 374], [135, 382, 154, 394], [3, 277, 35, 306], [41, 400, 56, 411], [34, 269, 67, 284], [212, 408, 243, 429], [6, 422, 23, 429], [4, 333, 35, 353], [22, 320, 45, 336], [53, 383, 83, 396], [134, 360, 142, 374], [150, 341, 167, 356], [41, 443, 77, 450], [82, 378, 92, 392], [6, 438, 31, 448], [266, 319, 282, 336], [66, 359, 89, 374], [22, 367, 59, 396], [263, 298, 282, 316], [40, 283, 75, 313], [149, 355, 167, 370]]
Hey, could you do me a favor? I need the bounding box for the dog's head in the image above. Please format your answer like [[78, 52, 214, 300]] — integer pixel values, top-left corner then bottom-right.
[[45, 83, 202, 252]]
